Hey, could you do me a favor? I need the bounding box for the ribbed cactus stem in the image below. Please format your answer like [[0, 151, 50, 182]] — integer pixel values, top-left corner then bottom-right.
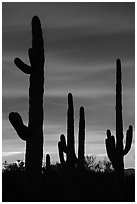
[[78, 106, 85, 166]]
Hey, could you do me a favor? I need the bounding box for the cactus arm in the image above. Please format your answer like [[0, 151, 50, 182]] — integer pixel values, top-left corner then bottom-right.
[[14, 58, 32, 74], [9, 112, 29, 141], [60, 134, 67, 153], [13, 16, 44, 75], [123, 125, 133, 155], [105, 129, 116, 168], [58, 141, 66, 167], [78, 106, 85, 166], [46, 154, 51, 169], [58, 134, 67, 166]]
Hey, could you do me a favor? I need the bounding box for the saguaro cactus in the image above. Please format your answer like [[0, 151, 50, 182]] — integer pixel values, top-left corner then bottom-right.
[[78, 107, 85, 166], [105, 59, 133, 174], [58, 93, 85, 168], [9, 16, 45, 200]]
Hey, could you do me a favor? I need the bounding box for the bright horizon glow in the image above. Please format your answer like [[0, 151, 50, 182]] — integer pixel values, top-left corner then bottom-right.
[[2, 142, 135, 169]]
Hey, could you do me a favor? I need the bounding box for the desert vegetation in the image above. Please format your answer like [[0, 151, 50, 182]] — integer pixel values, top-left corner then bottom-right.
[[2, 157, 135, 202]]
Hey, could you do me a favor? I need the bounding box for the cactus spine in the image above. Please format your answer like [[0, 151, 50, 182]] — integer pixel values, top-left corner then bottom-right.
[[9, 16, 45, 200], [58, 93, 85, 168], [105, 59, 133, 173]]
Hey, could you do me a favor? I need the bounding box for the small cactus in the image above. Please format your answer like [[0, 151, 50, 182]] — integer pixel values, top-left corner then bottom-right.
[[58, 93, 85, 168], [9, 16, 45, 200], [105, 59, 133, 173]]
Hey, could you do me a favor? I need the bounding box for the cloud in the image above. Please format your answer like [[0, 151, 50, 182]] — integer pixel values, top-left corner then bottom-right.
[[2, 151, 24, 157], [2, 2, 134, 166], [3, 2, 134, 29]]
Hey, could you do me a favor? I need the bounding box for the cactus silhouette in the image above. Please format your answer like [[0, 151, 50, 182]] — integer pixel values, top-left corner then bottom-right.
[[46, 154, 51, 170], [8, 16, 45, 200], [105, 59, 133, 173], [78, 106, 85, 166], [105, 59, 133, 200], [58, 93, 85, 168]]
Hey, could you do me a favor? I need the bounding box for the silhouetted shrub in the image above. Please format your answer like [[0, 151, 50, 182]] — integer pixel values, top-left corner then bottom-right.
[[3, 159, 134, 202], [84, 155, 113, 172]]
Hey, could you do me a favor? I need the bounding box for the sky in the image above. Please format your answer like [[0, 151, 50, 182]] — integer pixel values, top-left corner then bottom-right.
[[2, 2, 135, 168]]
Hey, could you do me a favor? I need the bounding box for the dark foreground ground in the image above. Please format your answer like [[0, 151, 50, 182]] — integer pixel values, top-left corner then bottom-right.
[[2, 162, 135, 202]]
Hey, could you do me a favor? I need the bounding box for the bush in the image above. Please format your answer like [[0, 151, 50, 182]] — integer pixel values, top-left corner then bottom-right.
[[84, 155, 113, 172]]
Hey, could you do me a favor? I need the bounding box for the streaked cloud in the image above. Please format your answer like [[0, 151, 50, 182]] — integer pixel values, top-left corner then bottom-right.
[[2, 2, 134, 167], [2, 151, 24, 157]]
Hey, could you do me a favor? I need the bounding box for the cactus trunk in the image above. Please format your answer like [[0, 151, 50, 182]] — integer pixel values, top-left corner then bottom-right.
[[115, 59, 124, 200], [67, 93, 76, 167], [116, 59, 124, 173], [78, 107, 85, 166], [26, 65, 44, 173]]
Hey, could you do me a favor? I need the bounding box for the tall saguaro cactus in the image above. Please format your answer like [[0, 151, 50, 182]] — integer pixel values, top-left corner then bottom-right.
[[67, 93, 77, 167], [9, 16, 45, 200], [58, 93, 85, 168], [78, 107, 85, 166], [105, 59, 133, 174]]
